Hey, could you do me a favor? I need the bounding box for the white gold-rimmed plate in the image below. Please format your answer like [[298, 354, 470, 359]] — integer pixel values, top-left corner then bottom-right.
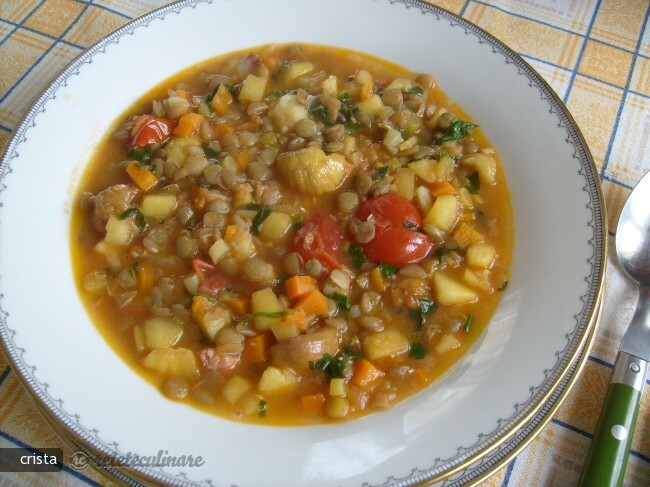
[[0, 1, 605, 485]]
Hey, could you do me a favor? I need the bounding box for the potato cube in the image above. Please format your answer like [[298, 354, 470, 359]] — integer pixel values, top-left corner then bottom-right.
[[432, 272, 477, 305], [228, 226, 256, 261], [143, 317, 184, 349], [223, 376, 252, 404], [463, 268, 493, 292], [329, 378, 346, 397], [191, 296, 232, 342], [408, 159, 437, 183], [321, 75, 338, 97], [270, 321, 300, 341], [141, 194, 177, 219], [284, 61, 315, 81], [142, 348, 199, 377], [362, 329, 409, 360], [251, 287, 283, 331], [466, 243, 496, 269], [395, 168, 415, 200], [209, 238, 230, 264], [105, 216, 136, 246], [259, 212, 292, 243], [239, 74, 267, 103], [460, 153, 497, 184], [356, 94, 383, 117], [434, 334, 461, 354], [258, 366, 298, 393], [425, 194, 458, 232]]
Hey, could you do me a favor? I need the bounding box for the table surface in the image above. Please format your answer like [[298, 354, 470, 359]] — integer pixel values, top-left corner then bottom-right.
[[0, 0, 648, 485]]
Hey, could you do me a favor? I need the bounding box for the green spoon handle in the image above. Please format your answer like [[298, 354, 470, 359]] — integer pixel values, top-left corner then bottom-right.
[[578, 352, 648, 487]]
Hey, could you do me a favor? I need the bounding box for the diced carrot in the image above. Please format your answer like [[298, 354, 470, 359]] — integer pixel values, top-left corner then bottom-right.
[[260, 53, 280, 70], [294, 289, 329, 316], [281, 308, 308, 331], [226, 296, 250, 315], [370, 268, 385, 293], [210, 85, 233, 115], [191, 186, 209, 211], [452, 222, 484, 249], [300, 393, 326, 415], [174, 113, 204, 137], [352, 359, 385, 389], [241, 333, 272, 365], [428, 180, 457, 197], [126, 161, 158, 191], [285, 275, 318, 302], [213, 124, 234, 138], [191, 295, 211, 316], [176, 89, 191, 99], [136, 262, 156, 293], [224, 225, 239, 242], [360, 82, 374, 101], [236, 151, 251, 170]]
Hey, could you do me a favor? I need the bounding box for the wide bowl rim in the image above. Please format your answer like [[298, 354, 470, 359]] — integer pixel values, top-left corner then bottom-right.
[[0, 0, 607, 485]]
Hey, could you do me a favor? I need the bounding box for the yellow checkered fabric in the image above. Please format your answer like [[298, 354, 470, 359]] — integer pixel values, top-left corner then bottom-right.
[[0, 1, 648, 485]]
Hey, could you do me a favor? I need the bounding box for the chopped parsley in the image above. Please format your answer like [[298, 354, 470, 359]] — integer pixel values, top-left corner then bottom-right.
[[127, 146, 153, 164], [344, 122, 362, 133], [405, 86, 425, 96], [436, 247, 449, 260], [266, 90, 288, 99], [257, 400, 267, 417], [272, 61, 290, 80], [371, 165, 389, 180], [403, 221, 422, 232], [376, 263, 398, 277], [234, 310, 292, 323], [310, 350, 359, 379], [438, 120, 478, 143], [202, 143, 221, 160], [409, 343, 427, 359], [409, 297, 438, 329], [348, 245, 367, 268], [466, 171, 480, 195], [246, 202, 262, 210], [309, 103, 331, 126], [464, 314, 474, 333], [331, 293, 350, 311], [250, 206, 272, 235], [118, 206, 147, 231]]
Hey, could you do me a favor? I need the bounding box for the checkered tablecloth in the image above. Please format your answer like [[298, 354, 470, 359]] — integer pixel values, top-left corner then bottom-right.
[[0, 0, 648, 485]]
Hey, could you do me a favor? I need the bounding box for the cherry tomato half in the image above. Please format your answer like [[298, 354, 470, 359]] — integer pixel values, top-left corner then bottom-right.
[[356, 194, 432, 266], [291, 213, 344, 275], [131, 116, 176, 147]]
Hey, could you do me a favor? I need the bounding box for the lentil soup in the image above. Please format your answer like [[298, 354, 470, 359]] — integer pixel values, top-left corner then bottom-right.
[[71, 43, 513, 425]]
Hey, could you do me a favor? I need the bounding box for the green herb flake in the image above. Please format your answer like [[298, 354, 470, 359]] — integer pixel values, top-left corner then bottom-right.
[[349, 245, 367, 268], [126, 146, 153, 164], [409, 343, 427, 359], [403, 221, 421, 231], [464, 314, 474, 333], [202, 143, 221, 160], [257, 400, 267, 417], [405, 86, 425, 96], [371, 165, 389, 180], [246, 202, 262, 210], [438, 120, 478, 143], [291, 220, 303, 232], [331, 293, 350, 311], [266, 90, 287, 99], [466, 171, 480, 195], [377, 263, 398, 278], [409, 296, 438, 329], [195, 293, 218, 304], [250, 206, 272, 235], [338, 92, 350, 101], [309, 104, 331, 126], [344, 122, 361, 133], [436, 247, 449, 260], [310, 350, 359, 380], [118, 206, 147, 231]]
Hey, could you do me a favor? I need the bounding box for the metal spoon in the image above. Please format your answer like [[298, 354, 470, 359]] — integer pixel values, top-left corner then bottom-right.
[[579, 171, 650, 486]]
